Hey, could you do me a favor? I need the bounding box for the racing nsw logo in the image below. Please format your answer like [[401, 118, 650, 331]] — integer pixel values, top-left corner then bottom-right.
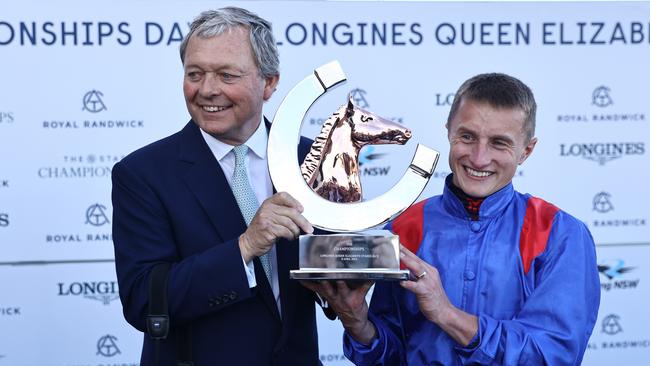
[[82, 90, 107, 113], [592, 86, 613, 108], [598, 259, 639, 292], [592, 192, 614, 213]]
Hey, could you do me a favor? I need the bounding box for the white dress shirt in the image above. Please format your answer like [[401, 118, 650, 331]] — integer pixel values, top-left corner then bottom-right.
[[199, 121, 281, 312]]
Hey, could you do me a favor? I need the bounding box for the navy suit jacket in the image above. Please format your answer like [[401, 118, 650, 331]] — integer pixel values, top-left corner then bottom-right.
[[112, 121, 322, 366]]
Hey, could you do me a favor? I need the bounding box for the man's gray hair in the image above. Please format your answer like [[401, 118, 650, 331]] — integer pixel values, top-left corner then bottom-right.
[[179, 7, 279, 78]]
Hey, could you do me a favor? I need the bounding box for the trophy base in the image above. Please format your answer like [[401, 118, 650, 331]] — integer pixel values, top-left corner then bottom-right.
[[290, 269, 409, 281]]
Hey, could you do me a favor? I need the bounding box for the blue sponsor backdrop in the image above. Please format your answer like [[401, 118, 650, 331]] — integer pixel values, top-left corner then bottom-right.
[[0, 1, 649, 364]]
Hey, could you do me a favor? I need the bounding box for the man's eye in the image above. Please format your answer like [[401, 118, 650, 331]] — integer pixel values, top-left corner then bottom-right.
[[186, 71, 203, 81], [220, 73, 240, 83], [492, 140, 511, 149], [460, 133, 474, 142]]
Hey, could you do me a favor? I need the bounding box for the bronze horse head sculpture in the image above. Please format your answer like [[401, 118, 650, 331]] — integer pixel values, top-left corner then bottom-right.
[[301, 94, 412, 203]]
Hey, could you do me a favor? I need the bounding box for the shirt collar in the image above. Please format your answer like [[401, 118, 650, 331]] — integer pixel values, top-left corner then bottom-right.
[[443, 174, 514, 220], [199, 119, 268, 161]]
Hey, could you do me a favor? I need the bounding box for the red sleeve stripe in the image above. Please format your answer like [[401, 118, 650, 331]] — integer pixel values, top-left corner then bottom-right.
[[519, 197, 559, 274], [391, 200, 427, 269]]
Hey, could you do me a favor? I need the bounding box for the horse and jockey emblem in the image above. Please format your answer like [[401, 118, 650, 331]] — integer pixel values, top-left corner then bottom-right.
[[301, 94, 412, 203]]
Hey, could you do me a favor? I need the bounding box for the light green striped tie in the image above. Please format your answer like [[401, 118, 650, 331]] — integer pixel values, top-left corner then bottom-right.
[[231, 145, 272, 284]]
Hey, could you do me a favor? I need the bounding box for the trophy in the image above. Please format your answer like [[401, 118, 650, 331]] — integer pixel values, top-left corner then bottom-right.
[[268, 61, 439, 280]]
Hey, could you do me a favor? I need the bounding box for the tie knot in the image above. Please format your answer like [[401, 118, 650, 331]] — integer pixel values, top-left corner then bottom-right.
[[232, 145, 249, 165]]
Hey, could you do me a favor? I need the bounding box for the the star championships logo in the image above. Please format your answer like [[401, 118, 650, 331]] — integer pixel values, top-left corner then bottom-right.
[[38, 154, 122, 180]]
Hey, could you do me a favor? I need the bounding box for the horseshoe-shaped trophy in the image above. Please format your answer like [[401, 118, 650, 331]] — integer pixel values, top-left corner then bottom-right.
[[268, 61, 439, 280]]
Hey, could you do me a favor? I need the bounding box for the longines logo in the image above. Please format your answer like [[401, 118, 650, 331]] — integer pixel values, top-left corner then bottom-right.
[[598, 259, 640, 292], [589, 192, 647, 228], [45, 203, 112, 244], [559, 142, 645, 165], [592, 192, 614, 213], [0, 307, 21, 316], [0, 213, 8, 227], [0, 111, 14, 124], [96, 334, 121, 357], [434, 92, 455, 107], [557, 86, 645, 123], [57, 281, 119, 305], [41, 90, 144, 129], [38, 154, 122, 179]]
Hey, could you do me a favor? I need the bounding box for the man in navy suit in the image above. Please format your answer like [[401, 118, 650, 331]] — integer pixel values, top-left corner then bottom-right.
[[112, 7, 323, 365]]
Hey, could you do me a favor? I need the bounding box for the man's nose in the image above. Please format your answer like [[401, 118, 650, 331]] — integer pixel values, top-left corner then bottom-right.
[[199, 72, 222, 96], [469, 141, 491, 167]]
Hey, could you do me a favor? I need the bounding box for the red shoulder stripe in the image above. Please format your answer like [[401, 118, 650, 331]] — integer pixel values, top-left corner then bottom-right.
[[519, 197, 559, 274], [392, 200, 427, 269]]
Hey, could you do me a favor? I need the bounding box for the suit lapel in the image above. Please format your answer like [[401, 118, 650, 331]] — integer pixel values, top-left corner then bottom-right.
[[177, 121, 246, 242], [177, 121, 281, 320]]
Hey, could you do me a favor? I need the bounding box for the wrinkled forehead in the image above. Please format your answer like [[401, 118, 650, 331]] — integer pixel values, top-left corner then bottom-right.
[[450, 98, 527, 134]]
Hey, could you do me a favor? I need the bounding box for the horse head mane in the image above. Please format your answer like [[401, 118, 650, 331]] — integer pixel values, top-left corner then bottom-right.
[[300, 103, 350, 187]]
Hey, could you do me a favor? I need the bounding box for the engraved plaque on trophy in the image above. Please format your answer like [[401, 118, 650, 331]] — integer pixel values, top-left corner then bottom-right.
[[267, 61, 439, 280]]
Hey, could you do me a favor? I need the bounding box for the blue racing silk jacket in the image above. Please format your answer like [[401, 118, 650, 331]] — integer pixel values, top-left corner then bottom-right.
[[344, 178, 600, 365]]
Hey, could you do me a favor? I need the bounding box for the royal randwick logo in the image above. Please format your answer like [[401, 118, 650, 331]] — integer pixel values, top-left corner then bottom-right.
[[86, 203, 110, 227], [601, 314, 623, 335], [42, 90, 144, 129], [45, 203, 113, 244], [557, 86, 645, 123], [96, 334, 121, 357], [82, 90, 107, 113], [592, 86, 613, 108], [590, 191, 646, 229], [592, 192, 614, 213]]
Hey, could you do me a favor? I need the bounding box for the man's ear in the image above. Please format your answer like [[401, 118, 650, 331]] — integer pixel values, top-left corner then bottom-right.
[[262, 74, 280, 101], [519, 137, 538, 165]]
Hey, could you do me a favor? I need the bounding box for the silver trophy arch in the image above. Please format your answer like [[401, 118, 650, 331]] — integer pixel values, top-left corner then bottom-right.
[[268, 60, 439, 233]]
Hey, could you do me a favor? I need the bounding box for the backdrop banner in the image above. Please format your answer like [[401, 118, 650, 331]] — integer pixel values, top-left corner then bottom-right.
[[1, 1, 648, 365]]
